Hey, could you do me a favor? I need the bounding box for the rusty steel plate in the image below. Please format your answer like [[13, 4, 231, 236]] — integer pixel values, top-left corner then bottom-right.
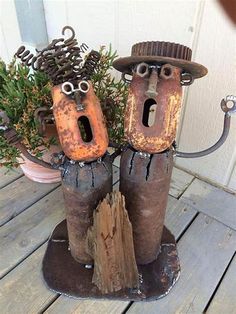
[[42, 220, 180, 301]]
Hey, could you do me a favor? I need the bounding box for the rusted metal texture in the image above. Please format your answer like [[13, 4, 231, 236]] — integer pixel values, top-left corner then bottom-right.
[[120, 147, 173, 265], [15, 26, 100, 86], [42, 219, 180, 300], [52, 83, 109, 162], [124, 64, 182, 153], [61, 156, 112, 264], [113, 41, 207, 79]]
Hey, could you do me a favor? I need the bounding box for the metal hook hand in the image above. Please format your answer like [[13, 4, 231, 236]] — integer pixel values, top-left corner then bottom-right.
[[175, 95, 236, 158], [0, 110, 55, 169]]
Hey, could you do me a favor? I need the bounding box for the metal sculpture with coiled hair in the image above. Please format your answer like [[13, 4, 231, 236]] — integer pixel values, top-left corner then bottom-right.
[[15, 26, 100, 86]]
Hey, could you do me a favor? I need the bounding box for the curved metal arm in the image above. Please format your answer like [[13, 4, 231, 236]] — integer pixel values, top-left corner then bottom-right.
[[175, 95, 236, 158], [3, 128, 55, 169]]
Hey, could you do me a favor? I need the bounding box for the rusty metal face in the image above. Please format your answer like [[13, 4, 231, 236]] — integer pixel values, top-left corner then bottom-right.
[[61, 157, 112, 264], [120, 147, 174, 265], [52, 82, 109, 162], [42, 219, 180, 300], [124, 63, 182, 153]]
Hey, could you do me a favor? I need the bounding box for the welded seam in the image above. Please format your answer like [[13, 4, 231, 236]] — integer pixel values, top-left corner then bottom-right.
[[90, 163, 95, 187], [146, 154, 153, 181], [129, 152, 136, 175]]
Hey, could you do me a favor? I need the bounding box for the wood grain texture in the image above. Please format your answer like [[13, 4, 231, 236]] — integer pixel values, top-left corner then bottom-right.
[[0, 167, 23, 189], [128, 213, 236, 314], [206, 254, 236, 314], [87, 192, 139, 293], [0, 176, 60, 226], [169, 167, 194, 198], [0, 187, 65, 278], [181, 178, 236, 230], [0, 244, 56, 314], [44, 297, 129, 314]]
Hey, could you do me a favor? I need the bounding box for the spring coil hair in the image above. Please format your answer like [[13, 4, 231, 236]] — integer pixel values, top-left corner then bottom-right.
[[15, 26, 100, 86]]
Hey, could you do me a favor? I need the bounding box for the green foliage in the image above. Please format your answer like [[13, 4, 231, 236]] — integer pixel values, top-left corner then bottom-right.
[[91, 45, 128, 144], [0, 59, 53, 168]]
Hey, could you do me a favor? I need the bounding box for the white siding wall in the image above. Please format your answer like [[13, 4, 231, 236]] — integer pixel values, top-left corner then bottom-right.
[[1, 0, 236, 191]]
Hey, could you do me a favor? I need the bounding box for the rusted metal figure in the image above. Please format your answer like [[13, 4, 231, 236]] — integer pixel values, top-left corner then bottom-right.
[[52, 82, 109, 162], [113, 41, 236, 285]]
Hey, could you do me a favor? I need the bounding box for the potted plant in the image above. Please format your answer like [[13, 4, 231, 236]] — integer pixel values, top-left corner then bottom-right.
[[0, 59, 62, 183], [0, 46, 128, 182]]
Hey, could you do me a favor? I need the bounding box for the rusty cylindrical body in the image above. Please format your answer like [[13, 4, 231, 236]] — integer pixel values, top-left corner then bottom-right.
[[120, 147, 173, 265], [61, 157, 112, 264]]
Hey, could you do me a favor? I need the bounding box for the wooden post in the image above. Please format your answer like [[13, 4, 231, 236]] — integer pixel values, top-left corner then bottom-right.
[[86, 191, 139, 294]]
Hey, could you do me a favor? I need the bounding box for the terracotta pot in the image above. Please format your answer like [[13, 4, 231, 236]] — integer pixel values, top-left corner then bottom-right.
[[17, 125, 61, 183]]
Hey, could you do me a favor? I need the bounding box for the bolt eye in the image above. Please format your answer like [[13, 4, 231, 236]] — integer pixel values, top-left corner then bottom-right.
[[136, 62, 149, 77], [160, 64, 174, 80]]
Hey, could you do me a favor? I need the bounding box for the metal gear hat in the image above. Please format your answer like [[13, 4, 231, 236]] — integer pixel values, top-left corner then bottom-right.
[[113, 41, 207, 79]]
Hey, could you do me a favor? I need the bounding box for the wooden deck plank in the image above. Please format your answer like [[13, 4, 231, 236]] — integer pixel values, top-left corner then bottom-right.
[[112, 165, 119, 184], [0, 187, 65, 278], [0, 167, 23, 189], [42, 196, 196, 313], [206, 254, 236, 314], [0, 244, 56, 314], [0, 176, 60, 226], [44, 297, 129, 314], [181, 178, 236, 230], [170, 167, 194, 198], [128, 214, 236, 314]]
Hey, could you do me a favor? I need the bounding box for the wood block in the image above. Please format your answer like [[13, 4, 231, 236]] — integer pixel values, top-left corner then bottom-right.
[[86, 191, 139, 293], [181, 178, 236, 230], [0, 176, 60, 226], [128, 214, 236, 314]]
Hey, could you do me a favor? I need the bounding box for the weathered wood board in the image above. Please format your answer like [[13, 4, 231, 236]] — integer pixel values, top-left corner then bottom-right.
[[128, 214, 236, 314], [181, 178, 236, 230], [112, 165, 119, 184], [44, 297, 129, 314], [0, 187, 65, 278], [0, 167, 23, 189], [206, 254, 236, 314], [0, 244, 56, 314], [169, 167, 194, 198], [0, 176, 60, 226]]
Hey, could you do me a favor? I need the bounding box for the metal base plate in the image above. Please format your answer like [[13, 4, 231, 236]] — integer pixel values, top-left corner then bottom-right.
[[42, 220, 180, 301]]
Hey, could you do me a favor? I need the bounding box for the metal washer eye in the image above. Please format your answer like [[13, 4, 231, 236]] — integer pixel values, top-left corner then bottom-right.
[[180, 73, 194, 86], [136, 62, 149, 77]]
